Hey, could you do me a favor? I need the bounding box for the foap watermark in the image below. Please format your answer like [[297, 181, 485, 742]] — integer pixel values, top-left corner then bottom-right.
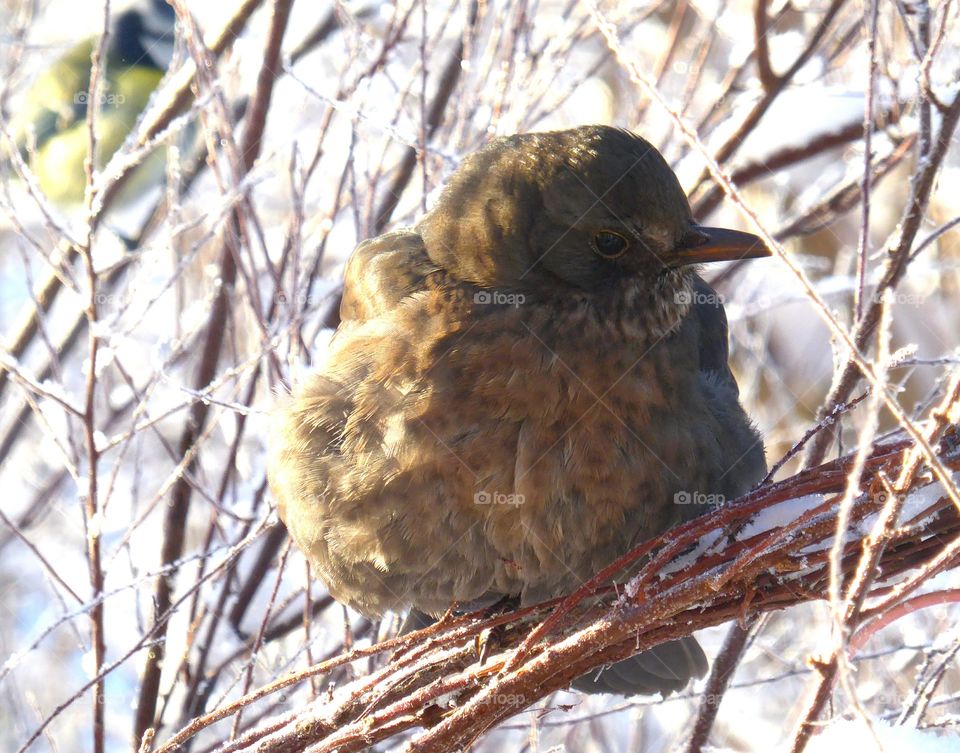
[[474, 490, 525, 507], [477, 692, 526, 708], [274, 290, 329, 307], [75, 90, 126, 106], [93, 290, 134, 306], [674, 288, 725, 306], [871, 289, 927, 308], [674, 490, 726, 506], [473, 290, 525, 307], [868, 488, 908, 506]]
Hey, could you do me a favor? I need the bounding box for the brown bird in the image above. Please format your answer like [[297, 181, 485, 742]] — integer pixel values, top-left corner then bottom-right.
[[268, 125, 768, 695]]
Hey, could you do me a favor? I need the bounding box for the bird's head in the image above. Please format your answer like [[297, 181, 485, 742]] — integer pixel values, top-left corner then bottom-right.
[[419, 125, 769, 302], [109, 0, 177, 70]]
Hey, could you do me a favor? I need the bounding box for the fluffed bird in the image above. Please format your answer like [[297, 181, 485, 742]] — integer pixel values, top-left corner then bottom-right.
[[268, 125, 769, 695], [14, 0, 176, 204]]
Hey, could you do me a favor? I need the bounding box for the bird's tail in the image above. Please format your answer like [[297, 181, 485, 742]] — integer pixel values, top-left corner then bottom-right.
[[570, 636, 708, 696], [398, 607, 437, 635], [400, 608, 707, 696]]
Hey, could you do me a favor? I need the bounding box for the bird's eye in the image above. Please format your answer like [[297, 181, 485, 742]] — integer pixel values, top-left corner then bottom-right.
[[592, 231, 629, 259]]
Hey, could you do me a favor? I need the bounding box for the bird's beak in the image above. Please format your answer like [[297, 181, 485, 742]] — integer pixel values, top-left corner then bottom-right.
[[669, 225, 771, 267]]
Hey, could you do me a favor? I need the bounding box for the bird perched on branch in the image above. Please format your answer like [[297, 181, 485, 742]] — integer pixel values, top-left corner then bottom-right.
[[269, 125, 768, 695], [13, 0, 176, 204]]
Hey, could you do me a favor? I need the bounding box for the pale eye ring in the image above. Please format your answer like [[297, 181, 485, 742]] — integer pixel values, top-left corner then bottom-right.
[[593, 230, 629, 259]]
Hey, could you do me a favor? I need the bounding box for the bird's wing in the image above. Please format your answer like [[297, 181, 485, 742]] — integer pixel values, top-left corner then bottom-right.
[[691, 274, 733, 385], [340, 229, 438, 323], [690, 274, 767, 492]]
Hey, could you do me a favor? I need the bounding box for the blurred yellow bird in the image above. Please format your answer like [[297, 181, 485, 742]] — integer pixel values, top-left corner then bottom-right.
[[15, 0, 176, 204]]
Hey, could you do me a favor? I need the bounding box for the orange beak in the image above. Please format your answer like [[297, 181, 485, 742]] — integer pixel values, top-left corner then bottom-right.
[[668, 225, 772, 267]]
